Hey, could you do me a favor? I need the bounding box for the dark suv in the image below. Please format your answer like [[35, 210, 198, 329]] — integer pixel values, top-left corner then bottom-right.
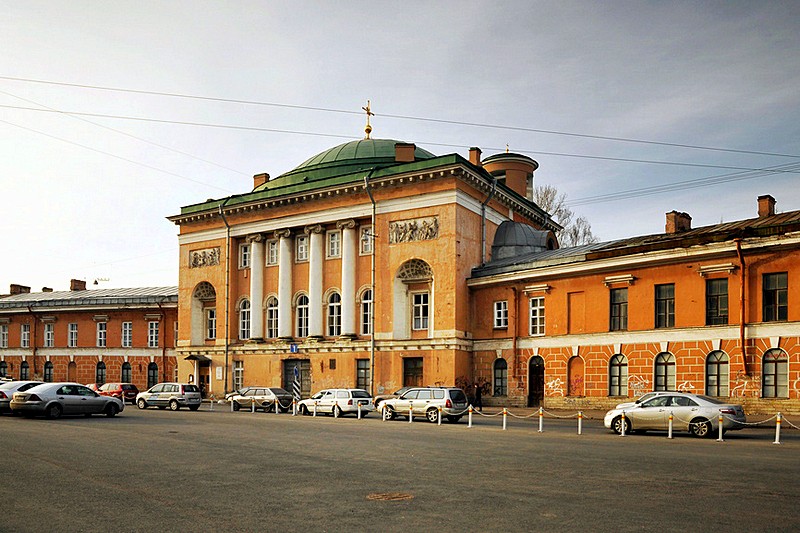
[[381, 387, 469, 423]]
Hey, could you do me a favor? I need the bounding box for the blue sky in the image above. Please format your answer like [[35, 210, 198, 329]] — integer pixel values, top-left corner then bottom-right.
[[2, 1, 798, 290]]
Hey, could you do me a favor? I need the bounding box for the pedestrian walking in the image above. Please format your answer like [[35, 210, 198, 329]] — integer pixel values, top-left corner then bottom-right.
[[473, 382, 483, 412]]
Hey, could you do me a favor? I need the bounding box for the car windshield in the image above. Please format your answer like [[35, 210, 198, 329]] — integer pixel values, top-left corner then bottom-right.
[[351, 390, 371, 398], [269, 388, 289, 395]]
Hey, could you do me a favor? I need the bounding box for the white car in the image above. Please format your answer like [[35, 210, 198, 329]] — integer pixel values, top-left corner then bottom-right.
[[136, 382, 202, 411], [228, 387, 293, 412], [297, 389, 374, 417], [614, 391, 672, 410], [381, 387, 469, 423]]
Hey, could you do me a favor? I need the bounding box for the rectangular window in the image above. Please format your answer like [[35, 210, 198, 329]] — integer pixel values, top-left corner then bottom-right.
[[412, 292, 429, 330], [327, 230, 341, 258], [295, 235, 309, 262], [206, 309, 217, 339], [706, 278, 728, 325], [0, 325, 7, 348], [44, 323, 54, 348], [655, 283, 675, 328], [239, 243, 251, 268], [360, 290, 373, 335], [20, 324, 30, 348], [148, 321, 160, 348], [121, 322, 132, 348], [233, 361, 244, 391], [763, 272, 788, 322], [360, 225, 373, 255], [96, 322, 107, 347], [493, 301, 508, 329], [68, 323, 78, 348], [356, 359, 370, 389], [610, 288, 628, 331], [266, 239, 279, 265], [529, 297, 545, 336]]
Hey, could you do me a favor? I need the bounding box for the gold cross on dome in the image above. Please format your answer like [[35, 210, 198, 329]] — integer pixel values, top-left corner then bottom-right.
[[362, 100, 374, 139]]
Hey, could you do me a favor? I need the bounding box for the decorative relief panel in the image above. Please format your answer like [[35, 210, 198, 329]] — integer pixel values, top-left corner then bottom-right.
[[190, 247, 221, 268], [389, 216, 439, 244]]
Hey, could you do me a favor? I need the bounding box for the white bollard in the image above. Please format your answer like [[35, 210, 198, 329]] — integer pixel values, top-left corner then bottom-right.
[[502, 408, 508, 430], [717, 414, 724, 442], [578, 412, 583, 435], [334, 401, 339, 419], [358, 403, 362, 420], [438, 406, 442, 426], [292, 399, 297, 416], [275, 399, 279, 414], [538, 407, 544, 433], [409, 405, 413, 423], [668, 411, 673, 439], [382, 404, 388, 421], [230, 399, 234, 413], [620, 411, 626, 437], [313, 401, 317, 417], [209, 397, 214, 412], [468, 405, 473, 428], [774, 413, 782, 445], [251, 400, 255, 413]]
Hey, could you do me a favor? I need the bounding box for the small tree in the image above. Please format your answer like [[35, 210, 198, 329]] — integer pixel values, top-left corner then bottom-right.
[[533, 184, 598, 247]]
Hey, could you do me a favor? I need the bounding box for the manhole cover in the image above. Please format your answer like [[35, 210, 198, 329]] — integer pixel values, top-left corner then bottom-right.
[[366, 492, 414, 501]]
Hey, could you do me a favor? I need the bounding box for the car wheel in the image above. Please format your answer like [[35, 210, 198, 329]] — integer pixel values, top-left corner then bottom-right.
[[137, 398, 147, 409], [384, 405, 396, 420], [45, 404, 62, 420], [300, 404, 310, 416], [690, 418, 712, 438], [189, 405, 200, 411], [232, 401, 241, 411], [426, 408, 440, 423], [333, 405, 343, 418], [169, 399, 180, 411], [105, 403, 119, 417], [446, 416, 461, 423], [612, 416, 631, 435]]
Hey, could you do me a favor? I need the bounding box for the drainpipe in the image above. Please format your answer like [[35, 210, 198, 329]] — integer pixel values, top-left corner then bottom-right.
[[219, 195, 238, 395], [363, 169, 377, 396], [27, 306, 37, 379], [734, 238, 748, 376], [157, 296, 169, 382], [480, 177, 497, 266]]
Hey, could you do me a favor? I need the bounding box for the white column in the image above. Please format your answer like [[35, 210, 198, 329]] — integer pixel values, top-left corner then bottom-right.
[[248, 234, 265, 341], [307, 225, 324, 338], [276, 229, 293, 338], [339, 219, 357, 337]]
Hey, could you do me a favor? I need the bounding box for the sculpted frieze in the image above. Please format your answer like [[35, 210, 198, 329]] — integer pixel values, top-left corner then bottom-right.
[[190, 247, 221, 268], [389, 216, 439, 244]]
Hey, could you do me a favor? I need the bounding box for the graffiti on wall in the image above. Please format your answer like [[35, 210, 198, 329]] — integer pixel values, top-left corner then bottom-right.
[[628, 375, 650, 396], [731, 371, 759, 398], [677, 381, 695, 392], [545, 378, 564, 396]]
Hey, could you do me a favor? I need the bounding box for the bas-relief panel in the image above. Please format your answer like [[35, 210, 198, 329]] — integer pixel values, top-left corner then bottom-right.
[[389, 216, 439, 244], [190, 247, 221, 268]]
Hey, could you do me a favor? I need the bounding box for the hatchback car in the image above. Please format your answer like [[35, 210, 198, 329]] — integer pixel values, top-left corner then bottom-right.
[[136, 383, 201, 411], [381, 387, 469, 423], [10, 382, 124, 419], [604, 392, 746, 438], [229, 387, 293, 412], [98, 382, 140, 404], [297, 389, 374, 417], [373, 386, 413, 409], [0, 381, 44, 414]]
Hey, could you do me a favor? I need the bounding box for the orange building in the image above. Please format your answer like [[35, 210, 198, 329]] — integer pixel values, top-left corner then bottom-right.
[[0, 280, 177, 390], [168, 136, 559, 399], [469, 195, 800, 413]]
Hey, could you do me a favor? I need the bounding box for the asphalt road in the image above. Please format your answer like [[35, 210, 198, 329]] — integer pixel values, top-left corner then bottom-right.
[[4, 405, 799, 532]]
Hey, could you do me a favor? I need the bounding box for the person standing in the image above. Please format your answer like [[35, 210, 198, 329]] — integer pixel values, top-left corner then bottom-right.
[[473, 382, 483, 412]]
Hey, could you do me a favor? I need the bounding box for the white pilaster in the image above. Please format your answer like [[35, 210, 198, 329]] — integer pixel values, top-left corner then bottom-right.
[[307, 225, 324, 338], [339, 219, 357, 337], [248, 234, 265, 340], [276, 229, 293, 338]]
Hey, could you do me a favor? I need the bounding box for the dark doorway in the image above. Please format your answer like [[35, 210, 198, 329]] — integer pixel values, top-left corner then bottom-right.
[[283, 359, 311, 399], [403, 357, 423, 387], [528, 356, 545, 407]]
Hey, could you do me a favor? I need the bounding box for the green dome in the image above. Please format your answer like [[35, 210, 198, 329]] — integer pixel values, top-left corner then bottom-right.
[[255, 139, 436, 191]]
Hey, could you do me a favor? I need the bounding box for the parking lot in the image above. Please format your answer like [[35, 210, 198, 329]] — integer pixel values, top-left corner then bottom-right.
[[4, 405, 800, 532]]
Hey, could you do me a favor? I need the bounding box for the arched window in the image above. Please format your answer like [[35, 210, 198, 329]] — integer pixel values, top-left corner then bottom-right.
[[762, 349, 788, 398], [654, 353, 676, 391], [327, 292, 342, 337], [191, 281, 217, 346], [238, 299, 251, 340], [96, 361, 107, 385], [0, 361, 7, 377], [706, 351, 729, 396], [147, 362, 159, 388], [361, 289, 373, 335], [395, 259, 433, 339], [266, 297, 279, 339], [609, 354, 628, 396], [121, 362, 132, 383], [493, 358, 508, 397], [20, 361, 29, 380], [296, 295, 309, 338], [44, 361, 54, 382]]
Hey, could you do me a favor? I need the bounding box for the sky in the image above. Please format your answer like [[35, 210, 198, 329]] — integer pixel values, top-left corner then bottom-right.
[[1, 1, 799, 292]]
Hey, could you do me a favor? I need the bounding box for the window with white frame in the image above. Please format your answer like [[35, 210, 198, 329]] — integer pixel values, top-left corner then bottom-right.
[[238, 299, 251, 340], [296, 295, 309, 337], [148, 321, 160, 348], [0, 325, 7, 348], [360, 225, 373, 255], [96, 322, 107, 348], [266, 297, 278, 338], [494, 301, 508, 328], [295, 235, 309, 262], [206, 308, 216, 339], [608, 354, 628, 396], [121, 322, 132, 348], [529, 297, 545, 336], [327, 292, 342, 336], [20, 361, 29, 380], [21, 324, 30, 348], [233, 361, 244, 391], [361, 289, 373, 335], [239, 243, 251, 269], [68, 323, 78, 348], [327, 230, 341, 258], [412, 292, 429, 330], [356, 359, 370, 389], [267, 239, 279, 265], [44, 323, 54, 348]]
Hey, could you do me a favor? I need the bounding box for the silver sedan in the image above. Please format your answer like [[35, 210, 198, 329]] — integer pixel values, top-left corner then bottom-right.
[[10, 382, 124, 419], [604, 392, 746, 438]]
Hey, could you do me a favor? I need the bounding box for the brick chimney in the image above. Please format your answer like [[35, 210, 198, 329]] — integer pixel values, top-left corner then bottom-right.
[[10, 284, 31, 295], [469, 147, 482, 166], [394, 143, 416, 163], [253, 173, 269, 189], [42, 287, 53, 292], [758, 194, 776, 218], [665, 211, 692, 234], [70, 279, 87, 291]]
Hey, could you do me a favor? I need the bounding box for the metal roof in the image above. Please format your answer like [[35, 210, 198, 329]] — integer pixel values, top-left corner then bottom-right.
[[0, 286, 178, 311]]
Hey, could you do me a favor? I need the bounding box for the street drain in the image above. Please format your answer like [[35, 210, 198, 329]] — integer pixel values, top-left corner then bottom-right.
[[366, 492, 414, 501]]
